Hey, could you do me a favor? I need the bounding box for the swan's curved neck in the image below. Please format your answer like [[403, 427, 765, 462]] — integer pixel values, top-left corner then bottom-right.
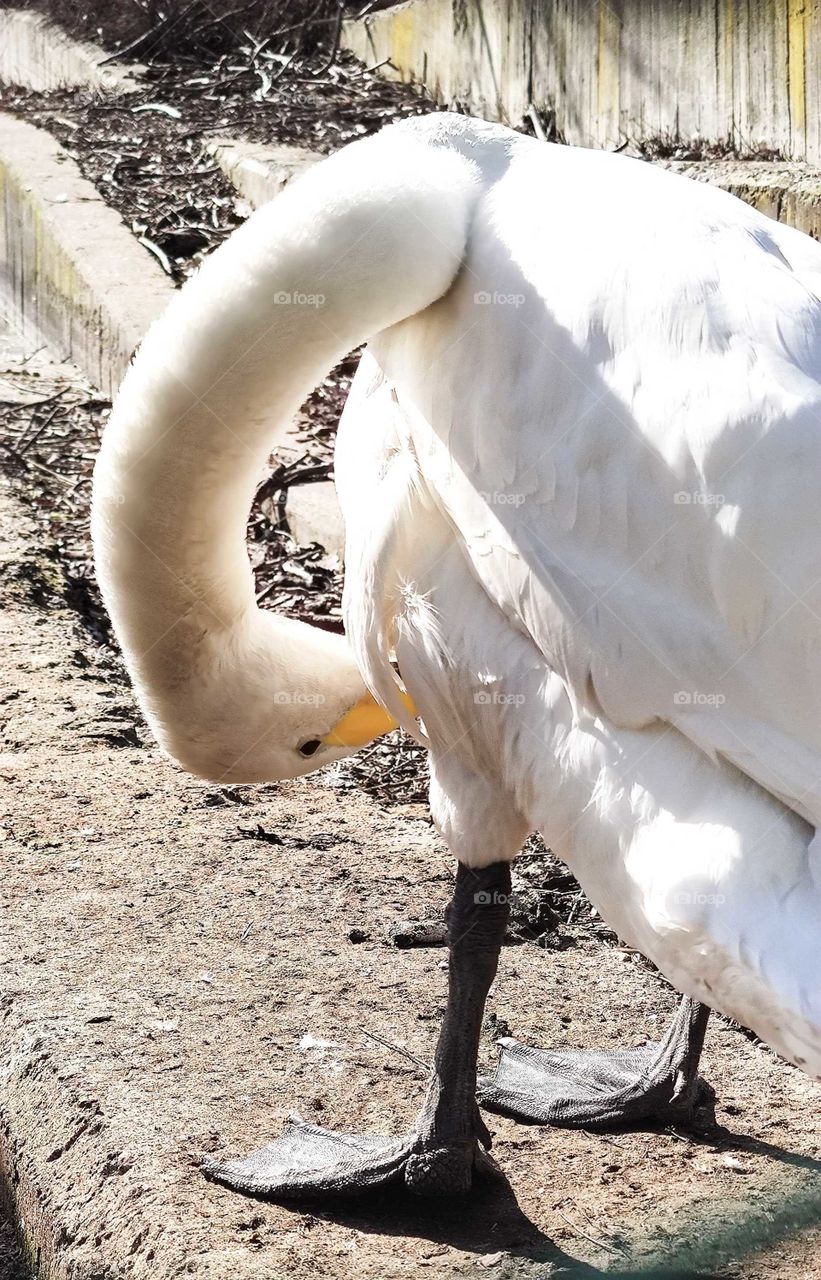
[[91, 126, 475, 779]]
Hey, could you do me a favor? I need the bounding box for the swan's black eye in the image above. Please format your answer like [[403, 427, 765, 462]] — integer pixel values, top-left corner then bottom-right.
[[298, 738, 323, 758]]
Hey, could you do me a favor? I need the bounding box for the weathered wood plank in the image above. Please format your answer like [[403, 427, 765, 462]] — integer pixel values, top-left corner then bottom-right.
[[343, 0, 821, 161]]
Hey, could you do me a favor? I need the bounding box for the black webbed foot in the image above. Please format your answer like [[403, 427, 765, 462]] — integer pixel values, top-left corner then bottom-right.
[[478, 996, 711, 1128], [203, 1116, 500, 1199]]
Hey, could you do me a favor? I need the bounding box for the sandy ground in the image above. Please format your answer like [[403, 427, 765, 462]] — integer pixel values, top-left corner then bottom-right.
[[1, 354, 821, 1275]]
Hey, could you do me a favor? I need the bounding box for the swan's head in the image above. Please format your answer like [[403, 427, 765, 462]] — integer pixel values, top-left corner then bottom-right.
[[92, 449, 410, 786], [127, 609, 404, 785]]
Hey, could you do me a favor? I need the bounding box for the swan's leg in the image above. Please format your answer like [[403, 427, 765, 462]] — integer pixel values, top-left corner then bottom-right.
[[203, 861, 512, 1199], [478, 995, 710, 1128]]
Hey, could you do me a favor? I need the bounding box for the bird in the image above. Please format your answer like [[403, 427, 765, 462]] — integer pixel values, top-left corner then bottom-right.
[[92, 111, 821, 1199]]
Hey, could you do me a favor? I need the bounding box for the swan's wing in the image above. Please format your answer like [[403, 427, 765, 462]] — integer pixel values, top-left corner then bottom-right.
[[379, 145, 821, 825]]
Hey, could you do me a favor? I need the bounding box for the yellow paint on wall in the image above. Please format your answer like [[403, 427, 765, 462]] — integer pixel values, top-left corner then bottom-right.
[[596, 0, 620, 132], [788, 0, 807, 142], [390, 7, 416, 74]]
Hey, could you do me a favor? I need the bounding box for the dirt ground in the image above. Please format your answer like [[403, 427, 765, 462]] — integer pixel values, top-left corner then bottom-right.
[[1, 342, 821, 1276]]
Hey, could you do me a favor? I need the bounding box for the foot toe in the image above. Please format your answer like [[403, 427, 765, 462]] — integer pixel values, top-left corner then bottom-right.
[[479, 1035, 714, 1129], [203, 1120, 407, 1198]]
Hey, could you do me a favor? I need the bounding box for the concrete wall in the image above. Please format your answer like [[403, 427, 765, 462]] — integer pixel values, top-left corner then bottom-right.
[[344, 0, 821, 161], [0, 9, 139, 92], [0, 112, 171, 396]]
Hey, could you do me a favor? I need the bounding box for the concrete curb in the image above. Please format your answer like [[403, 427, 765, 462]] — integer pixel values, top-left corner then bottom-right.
[[0, 8, 141, 93], [206, 138, 319, 210], [656, 159, 821, 240], [0, 112, 173, 397]]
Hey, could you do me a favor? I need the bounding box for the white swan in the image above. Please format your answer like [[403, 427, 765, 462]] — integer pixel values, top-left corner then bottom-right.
[[92, 113, 821, 1199]]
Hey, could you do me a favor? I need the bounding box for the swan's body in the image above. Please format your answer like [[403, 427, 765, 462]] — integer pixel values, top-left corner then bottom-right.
[[93, 114, 821, 1196], [339, 121, 821, 1076]]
